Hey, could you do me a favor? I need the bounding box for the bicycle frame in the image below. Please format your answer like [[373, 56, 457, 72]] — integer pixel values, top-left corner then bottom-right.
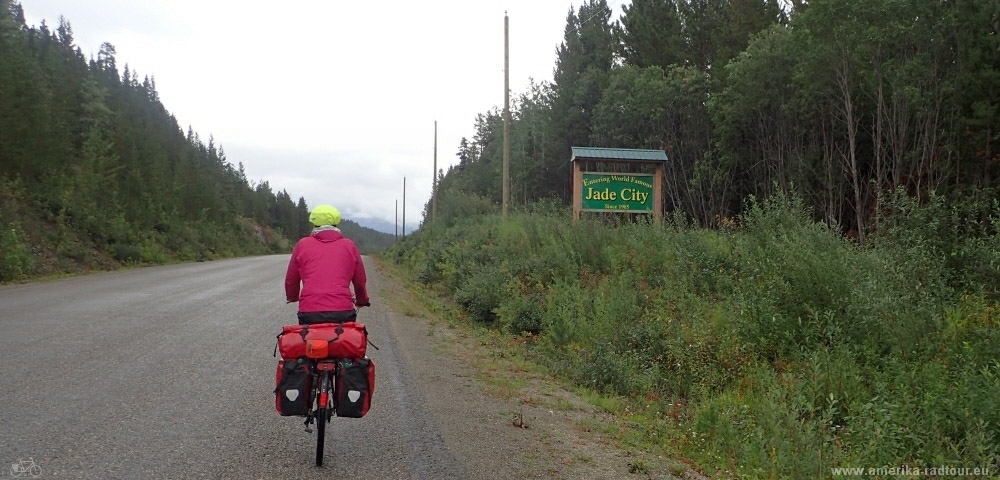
[[314, 360, 337, 410]]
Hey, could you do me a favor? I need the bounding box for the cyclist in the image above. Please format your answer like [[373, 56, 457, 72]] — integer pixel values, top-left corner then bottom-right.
[[285, 204, 369, 324]]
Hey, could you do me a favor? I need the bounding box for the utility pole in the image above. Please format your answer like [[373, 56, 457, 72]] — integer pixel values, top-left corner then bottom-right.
[[402, 176, 407, 237], [432, 120, 438, 225], [395, 199, 398, 239], [502, 11, 511, 220]]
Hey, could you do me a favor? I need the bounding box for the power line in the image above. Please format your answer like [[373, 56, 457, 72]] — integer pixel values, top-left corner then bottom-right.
[[566, 1, 625, 35]]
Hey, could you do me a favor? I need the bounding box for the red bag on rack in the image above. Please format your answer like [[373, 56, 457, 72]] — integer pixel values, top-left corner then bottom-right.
[[276, 322, 367, 360]]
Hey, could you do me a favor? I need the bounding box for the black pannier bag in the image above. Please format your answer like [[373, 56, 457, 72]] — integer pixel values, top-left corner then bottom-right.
[[335, 357, 375, 418], [275, 359, 312, 416]]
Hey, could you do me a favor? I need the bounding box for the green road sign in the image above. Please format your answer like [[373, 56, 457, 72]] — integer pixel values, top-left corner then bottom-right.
[[581, 173, 654, 212]]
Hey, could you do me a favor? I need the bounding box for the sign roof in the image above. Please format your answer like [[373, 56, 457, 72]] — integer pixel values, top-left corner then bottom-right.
[[570, 147, 668, 163]]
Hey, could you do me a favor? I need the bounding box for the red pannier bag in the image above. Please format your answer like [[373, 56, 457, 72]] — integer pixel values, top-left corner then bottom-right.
[[276, 322, 368, 360], [335, 357, 375, 418]]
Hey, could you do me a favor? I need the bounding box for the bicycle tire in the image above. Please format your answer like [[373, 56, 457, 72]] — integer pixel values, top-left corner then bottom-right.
[[315, 404, 326, 466]]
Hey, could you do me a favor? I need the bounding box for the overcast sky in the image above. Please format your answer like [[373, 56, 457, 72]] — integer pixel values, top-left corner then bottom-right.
[[20, 0, 628, 230]]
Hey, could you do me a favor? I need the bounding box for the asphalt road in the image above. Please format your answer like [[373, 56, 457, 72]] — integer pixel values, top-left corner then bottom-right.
[[0, 255, 467, 479]]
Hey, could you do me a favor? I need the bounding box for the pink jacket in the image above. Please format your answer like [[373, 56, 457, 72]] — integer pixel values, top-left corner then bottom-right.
[[285, 228, 369, 312]]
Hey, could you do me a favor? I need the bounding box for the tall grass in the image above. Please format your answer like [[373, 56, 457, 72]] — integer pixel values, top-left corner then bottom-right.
[[387, 193, 1000, 478]]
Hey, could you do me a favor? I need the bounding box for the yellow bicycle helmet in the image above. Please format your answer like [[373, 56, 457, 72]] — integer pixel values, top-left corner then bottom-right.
[[309, 204, 341, 227]]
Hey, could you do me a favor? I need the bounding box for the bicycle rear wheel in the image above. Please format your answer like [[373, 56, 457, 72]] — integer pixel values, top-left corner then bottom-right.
[[313, 361, 338, 467], [315, 405, 326, 466]]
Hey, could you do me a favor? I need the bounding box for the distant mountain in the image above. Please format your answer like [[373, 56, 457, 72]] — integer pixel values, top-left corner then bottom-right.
[[338, 219, 396, 254], [351, 217, 398, 235]]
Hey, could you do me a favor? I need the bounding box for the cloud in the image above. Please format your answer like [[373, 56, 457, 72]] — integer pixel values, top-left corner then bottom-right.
[[21, 0, 630, 228], [227, 144, 431, 226]]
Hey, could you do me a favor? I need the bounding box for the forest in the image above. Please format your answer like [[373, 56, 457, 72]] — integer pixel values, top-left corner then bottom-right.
[[433, 0, 999, 240], [394, 0, 1000, 476], [0, 0, 393, 281]]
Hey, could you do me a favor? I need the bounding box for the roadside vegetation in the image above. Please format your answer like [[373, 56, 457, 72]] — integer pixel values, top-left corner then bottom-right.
[[391, 1, 1000, 474], [385, 192, 1000, 478]]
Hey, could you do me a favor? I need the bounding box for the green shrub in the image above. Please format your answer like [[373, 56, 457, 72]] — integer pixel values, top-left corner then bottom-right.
[[435, 191, 498, 227], [454, 265, 507, 323], [541, 279, 592, 348], [139, 241, 168, 264], [497, 293, 545, 334], [875, 187, 1000, 299], [0, 224, 34, 281], [113, 244, 142, 263], [577, 342, 644, 396]]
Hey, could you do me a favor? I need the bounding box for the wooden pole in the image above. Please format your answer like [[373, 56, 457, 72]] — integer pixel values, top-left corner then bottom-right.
[[402, 176, 406, 237], [572, 160, 582, 221], [502, 12, 511, 220], [395, 199, 398, 239], [654, 163, 664, 224], [432, 120, 438, 225]]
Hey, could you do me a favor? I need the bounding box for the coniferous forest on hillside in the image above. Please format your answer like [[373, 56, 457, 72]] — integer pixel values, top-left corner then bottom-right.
[[0, 1, 394, 281], [430, 0, 999, 235], [389, 0, 1000, 477]]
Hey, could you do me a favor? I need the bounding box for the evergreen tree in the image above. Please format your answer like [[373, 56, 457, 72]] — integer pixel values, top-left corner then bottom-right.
[[548, 0, 616, 201], [615, 0, 686, 68]]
